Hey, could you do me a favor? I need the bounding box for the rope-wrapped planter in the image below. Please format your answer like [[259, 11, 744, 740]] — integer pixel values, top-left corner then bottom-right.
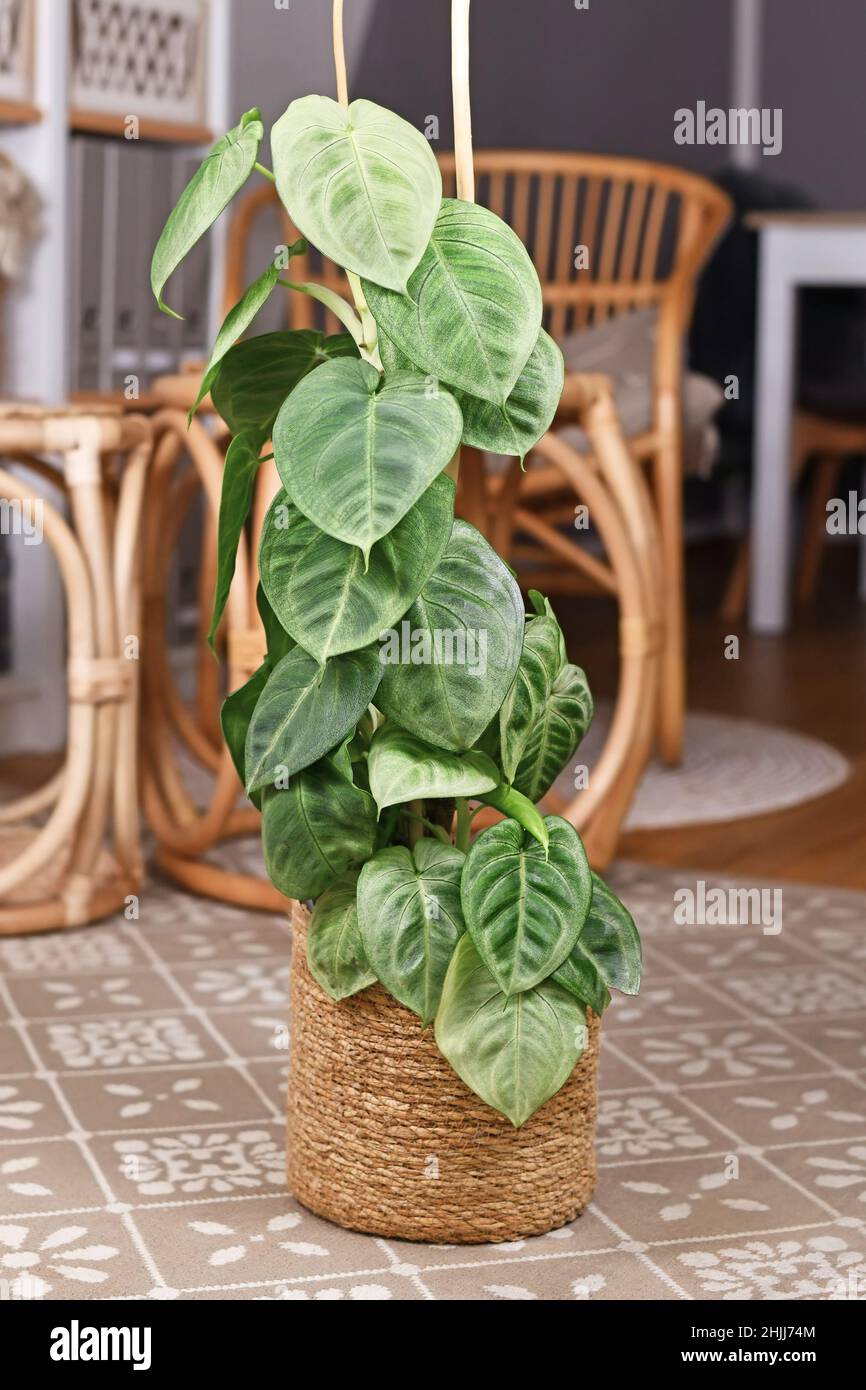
[[287, 905, 601, 1244]]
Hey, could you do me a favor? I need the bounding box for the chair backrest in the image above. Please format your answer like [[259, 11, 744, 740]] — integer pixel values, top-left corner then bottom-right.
[[222, 150, 732, 346]]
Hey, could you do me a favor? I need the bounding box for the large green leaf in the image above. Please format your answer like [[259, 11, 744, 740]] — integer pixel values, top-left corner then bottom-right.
[[208, 430, 267, 648], [554, 872, 641, 1011], [456, 330, 564, 459], [364, 199, 542, 405], [211, 330, 358, 436], [189, 241, 305, 421], [244, 645, 382, 793], [258, 476, 454, 665], [496, 615, 562, 781], [307, 870, 376, 1001], [376, 520, 524, 751], [273, 358, 462, 561], [220, 662, 270, 809], [512, 664, 594, 802], [272, 95, 441, 293], [261, 756, 376, 901], [367, 725, 499, 811], [380, 327, 564, 461], [434, 935, 587, 1127], [357, 839, 464, 1023], [151, 108, 263, 317], [461, 815, 592, 995]]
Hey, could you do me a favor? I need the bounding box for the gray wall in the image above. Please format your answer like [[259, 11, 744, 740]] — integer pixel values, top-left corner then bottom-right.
[[762, 0, 866, 210], [231, 0, 378, 149], [230, 0, 866, 211], [354, 0, 729, 173]]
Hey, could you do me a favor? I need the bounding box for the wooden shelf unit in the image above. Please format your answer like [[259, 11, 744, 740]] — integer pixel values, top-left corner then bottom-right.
[[68, 108, 213, 147], [0, 0, 231, 756], [0, 98, 41, 125]]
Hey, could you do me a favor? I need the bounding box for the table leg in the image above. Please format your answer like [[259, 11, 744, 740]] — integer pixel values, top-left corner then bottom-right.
[[749, 233, 798, 633]]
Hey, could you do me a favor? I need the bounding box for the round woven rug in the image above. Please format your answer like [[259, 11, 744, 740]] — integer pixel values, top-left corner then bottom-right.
[[555, 707, 850, 831]]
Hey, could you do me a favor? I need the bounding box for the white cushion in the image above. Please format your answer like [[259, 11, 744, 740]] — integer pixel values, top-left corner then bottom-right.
[[554, 307, 723, 477]]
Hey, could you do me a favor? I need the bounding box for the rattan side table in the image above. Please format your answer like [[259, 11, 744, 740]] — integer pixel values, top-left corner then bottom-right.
[[0, 404, 150, 933]]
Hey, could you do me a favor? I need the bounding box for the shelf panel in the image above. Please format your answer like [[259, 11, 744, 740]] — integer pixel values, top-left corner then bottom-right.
[[0, 99, 41, 126], [68, 109, 212, 145]]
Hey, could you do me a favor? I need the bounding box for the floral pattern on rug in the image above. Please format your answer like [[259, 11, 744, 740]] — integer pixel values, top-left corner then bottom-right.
[[0, 866, 863, 1301]]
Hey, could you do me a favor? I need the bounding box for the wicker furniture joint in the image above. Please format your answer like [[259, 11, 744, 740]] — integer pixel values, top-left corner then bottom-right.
[[0, 403, 150, 933]]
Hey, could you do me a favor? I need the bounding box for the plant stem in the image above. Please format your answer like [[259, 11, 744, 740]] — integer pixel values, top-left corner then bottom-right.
[[254, 162, 276, 183], [376, 805, 400, 850], [455, 797, 472, 853], [407, 800, 425, 849], [278, 278, 366, 350], [401, 810, 450, 845], [331, 0, 384, 370]]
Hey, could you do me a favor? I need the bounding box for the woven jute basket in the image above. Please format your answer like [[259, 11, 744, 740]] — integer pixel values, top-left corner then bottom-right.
[[287, 904, 601, 1244]]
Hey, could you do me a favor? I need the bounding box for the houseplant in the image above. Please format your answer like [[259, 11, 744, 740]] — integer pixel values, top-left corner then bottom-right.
[[150, 0, 640, 1242]]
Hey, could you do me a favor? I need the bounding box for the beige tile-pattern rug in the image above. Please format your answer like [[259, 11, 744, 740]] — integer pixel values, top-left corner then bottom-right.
[[0, 861, 865, 1302]]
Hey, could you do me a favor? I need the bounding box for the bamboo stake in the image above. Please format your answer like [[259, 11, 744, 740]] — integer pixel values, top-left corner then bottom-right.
[[451, 0, 475, 202], [333, 0, 349, 106], [446, 3, 474, 491]]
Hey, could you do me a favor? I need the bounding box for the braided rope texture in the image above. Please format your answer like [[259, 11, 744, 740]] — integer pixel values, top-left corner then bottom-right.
[[287, 904, 600, 1244]]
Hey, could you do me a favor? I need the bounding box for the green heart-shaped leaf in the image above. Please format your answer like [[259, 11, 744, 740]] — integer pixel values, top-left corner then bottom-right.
[[512, 664, 594, 803], [554, 872, 641, 1011], [357, 839, 465, 1023], [307, 870, 376, 1001], [245, 645, 383, 793], [151, 108, 263, 317], [376, 520, 524, 751], [367, 725, 499, 811], [364, 199, 542, 405], [212, 329, 358, 436], [261, 756, 376, 901], [380, 327, 564, 461], [208, 429, 268, 648], [189, 241, 306, 422], [495, 614, 562, 781], [457, 329, 564, 459], [461, 815, 592, 995], [220, 662, 270, 809], [272, 95, 441, 293], [258, 476, 454, 665], [273, 358, 462, 561], [434, 934, 587, 1127]]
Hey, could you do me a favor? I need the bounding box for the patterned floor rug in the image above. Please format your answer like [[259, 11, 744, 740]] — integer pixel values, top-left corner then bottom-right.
[[556, 708, 850, 830], [0, 861, 865, 1302]]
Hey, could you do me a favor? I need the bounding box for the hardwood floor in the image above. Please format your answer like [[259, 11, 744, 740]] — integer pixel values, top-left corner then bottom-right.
[[560, 539, 866, 889]]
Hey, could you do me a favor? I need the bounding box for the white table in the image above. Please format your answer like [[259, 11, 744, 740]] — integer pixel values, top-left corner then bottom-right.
[[749, 212, 866, 632]]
